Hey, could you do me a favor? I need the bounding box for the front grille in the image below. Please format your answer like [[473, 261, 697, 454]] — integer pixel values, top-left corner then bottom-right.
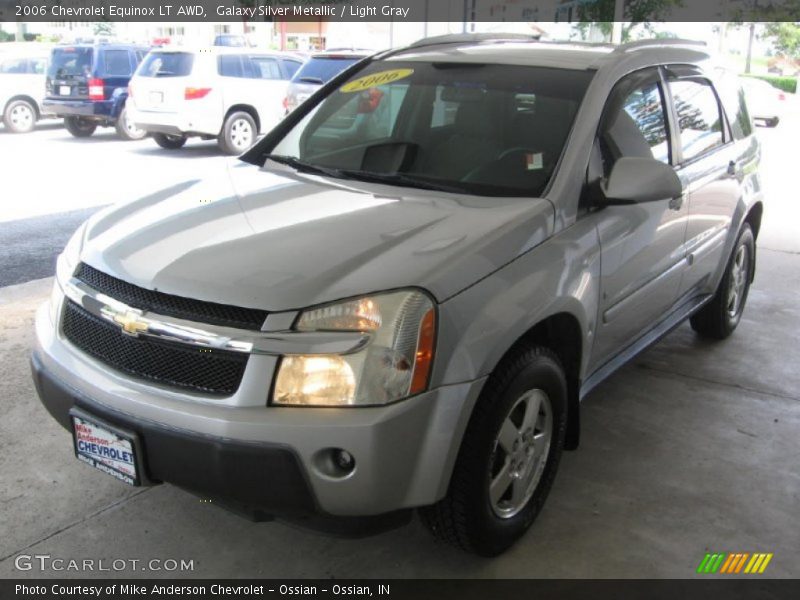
[[74, 263, 268, 330], [62, 300, 248, 396]]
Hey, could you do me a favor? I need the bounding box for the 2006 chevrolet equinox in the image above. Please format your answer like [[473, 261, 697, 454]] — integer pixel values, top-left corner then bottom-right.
[[32, 34, 763, 556]]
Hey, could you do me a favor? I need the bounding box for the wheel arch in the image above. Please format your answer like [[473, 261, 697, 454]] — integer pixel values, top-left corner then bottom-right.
[[4, 94, 40, 119], [223, 104, 260, 133]]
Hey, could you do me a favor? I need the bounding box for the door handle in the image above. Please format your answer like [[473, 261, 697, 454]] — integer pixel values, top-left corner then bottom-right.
[[727, 160, 737, 176]]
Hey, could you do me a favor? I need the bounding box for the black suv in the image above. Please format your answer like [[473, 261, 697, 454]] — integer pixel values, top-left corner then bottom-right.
[[44, 44, 149, 140]]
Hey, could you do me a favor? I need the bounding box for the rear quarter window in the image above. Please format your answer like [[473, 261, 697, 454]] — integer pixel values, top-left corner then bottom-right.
[[102, 50, 133, 77], [138, 53, 195, 78]]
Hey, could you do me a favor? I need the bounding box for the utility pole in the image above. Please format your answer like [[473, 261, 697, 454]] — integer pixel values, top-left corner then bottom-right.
[[611, 0, 625, 44], [745, 22, 756, 74]]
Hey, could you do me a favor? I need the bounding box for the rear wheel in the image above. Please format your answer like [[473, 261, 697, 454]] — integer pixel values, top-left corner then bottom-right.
[[4, 99, 37, 133], [115, 107, 147, 141], [64, 116, 96, 138], [218, 111, 256, 155], [690, 223, 755, 340], [153, 132, 187, 150], [420, 345, 567, 556]]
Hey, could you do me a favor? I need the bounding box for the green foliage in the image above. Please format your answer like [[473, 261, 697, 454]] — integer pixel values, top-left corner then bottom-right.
[[742, 74, 798, 94], [571, 0, 685, 42], [0, 30, 13, 43], [93, 22, 116, 37], [763, 22, 800, 60]]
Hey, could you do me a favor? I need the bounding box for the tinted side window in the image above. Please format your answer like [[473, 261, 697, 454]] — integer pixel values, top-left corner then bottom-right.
[[30, 58, 47, 74], [249, 56, 281, 80], [218, 55, 246, 78], [600, 77, 671, 172], [0, 58, 29, 74], [282, 59, 302, 79], [669, 79, 724, 162], [103, 50, 133, 77]]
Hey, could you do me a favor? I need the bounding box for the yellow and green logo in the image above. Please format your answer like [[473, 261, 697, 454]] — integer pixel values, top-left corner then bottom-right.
[[697, 552, 774, 574]]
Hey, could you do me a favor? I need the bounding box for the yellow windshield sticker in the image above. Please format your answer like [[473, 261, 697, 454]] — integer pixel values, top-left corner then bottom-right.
[[340, 69, 414, 93]]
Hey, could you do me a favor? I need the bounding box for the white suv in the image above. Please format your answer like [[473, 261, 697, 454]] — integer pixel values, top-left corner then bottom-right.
[[0, 49, 52, 133], [128, 47, 303, 154]]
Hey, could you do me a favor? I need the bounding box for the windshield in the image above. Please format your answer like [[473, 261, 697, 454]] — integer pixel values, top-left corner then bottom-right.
[[48, 47, 93, 79], [292, 56, 362, 84], [138, 52, 194, 77], [268, 60, 593, 197]]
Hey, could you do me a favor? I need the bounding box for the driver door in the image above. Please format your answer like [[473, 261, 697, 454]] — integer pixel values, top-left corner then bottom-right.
[[588, 67, 689, 371]]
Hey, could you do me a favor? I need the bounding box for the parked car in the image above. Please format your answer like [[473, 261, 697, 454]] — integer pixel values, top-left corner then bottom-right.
[[213, 34, 248, 48], [0, 50, 52, 133], [284, 49, 369, 114], [128, 47, 304, 154], [740, 77, 785, 127], [33, 35, 763, 556], [43, 44, 149, 140]]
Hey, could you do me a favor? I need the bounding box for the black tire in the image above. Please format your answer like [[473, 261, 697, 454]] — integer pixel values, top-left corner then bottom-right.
[[218, 110, 257, 155], [153, 132, 187, 150], [3, 99, 37, 133], [420, 345, 567, 556], [64, 116, 97, 138], [690, 223, 755, 340], [115, 107, 147, 141]]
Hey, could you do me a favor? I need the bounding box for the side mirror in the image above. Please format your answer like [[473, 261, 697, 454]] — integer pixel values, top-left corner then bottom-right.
[[601, 156, 683, 205]]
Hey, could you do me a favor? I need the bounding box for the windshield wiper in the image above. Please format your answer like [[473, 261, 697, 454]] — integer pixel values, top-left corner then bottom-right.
[[264, 156, 465, 194], [297, 76, 324, 84], [264, 155, 346, 179], [338, 170, 467, 194]]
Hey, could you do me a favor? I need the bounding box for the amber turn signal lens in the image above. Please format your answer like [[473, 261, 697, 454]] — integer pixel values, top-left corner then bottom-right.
[[409, 308, 435, 395]]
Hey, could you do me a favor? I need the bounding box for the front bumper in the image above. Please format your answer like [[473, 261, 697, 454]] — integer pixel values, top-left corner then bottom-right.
[[33, 299, 485, 522]]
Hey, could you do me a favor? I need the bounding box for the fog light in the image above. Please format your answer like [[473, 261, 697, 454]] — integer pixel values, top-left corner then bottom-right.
[[334, 449, 355, 472]]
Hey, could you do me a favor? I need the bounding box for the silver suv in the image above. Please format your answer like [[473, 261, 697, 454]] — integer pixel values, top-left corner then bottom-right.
[[32, 35, 763, 556]]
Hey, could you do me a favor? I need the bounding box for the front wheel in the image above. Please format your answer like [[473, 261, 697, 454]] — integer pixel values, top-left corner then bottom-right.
[[64, 116, 96, 138], [690, 223, 755, 339], [218, 111, 256, 155], [115, 108, 147, 141], [420, 345, 567, 556], [153, 132, 187, 150], [4, 99, 37, 133]]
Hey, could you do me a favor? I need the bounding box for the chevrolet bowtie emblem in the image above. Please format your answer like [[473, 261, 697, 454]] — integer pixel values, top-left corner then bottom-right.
[[112, 311, 149, 336]]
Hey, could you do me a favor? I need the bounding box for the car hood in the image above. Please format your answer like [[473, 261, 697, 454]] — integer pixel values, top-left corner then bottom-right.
[[79, 162, 553, 312]]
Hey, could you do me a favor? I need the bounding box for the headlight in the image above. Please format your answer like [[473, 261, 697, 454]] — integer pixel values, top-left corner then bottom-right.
[[273, 290, 436, 407], [57, 222, 87, 280]]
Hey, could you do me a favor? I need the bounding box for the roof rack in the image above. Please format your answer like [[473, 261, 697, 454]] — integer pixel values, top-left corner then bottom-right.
[[407, 32, 541, 50], [614, 38, 707, 53]]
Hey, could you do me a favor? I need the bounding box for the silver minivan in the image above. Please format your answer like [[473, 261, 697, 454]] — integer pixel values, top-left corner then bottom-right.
[[32, 35, 763, 556]]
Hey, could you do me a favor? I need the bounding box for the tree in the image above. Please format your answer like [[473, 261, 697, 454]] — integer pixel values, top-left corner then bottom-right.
[[93, 22, 116, 38], [571, 0, 685, 43], [763, 22, 800, 59]]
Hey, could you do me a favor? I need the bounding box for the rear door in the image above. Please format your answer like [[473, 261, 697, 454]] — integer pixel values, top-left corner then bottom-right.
[[666, 67, 741, 299], [97, 48, 136, 102], [246, 54, 291, 132], [589, 67, 689, 370], [46, 47, 93, 99]]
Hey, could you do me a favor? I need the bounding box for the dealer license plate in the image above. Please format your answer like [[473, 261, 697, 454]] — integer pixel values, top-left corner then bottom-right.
[[71, 412, 139, 486], [59, 86, 71, 96]]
